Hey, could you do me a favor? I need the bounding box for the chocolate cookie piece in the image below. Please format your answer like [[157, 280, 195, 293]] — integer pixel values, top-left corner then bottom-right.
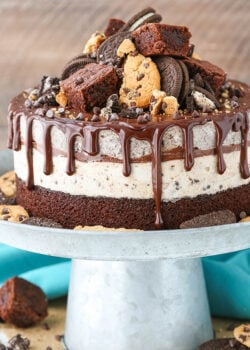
[[183, 57, 226, 93], [61, 56, 96, 80], [180, 209, 236, 229], [0, 277, 48, 328], [197, 338, 248, 350], [22, 216, 63, 228], [60, 63, 118, 112], [104, 18, 125, 37], [97, 31, 132, 66], [132, 23, 191, 57], [120, 7, 162, 32], [154, 56, 183, 98], [177, 60, 190, 105]]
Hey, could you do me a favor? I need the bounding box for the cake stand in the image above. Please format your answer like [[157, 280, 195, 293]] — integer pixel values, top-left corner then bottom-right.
[[0, 149, 250, 350]]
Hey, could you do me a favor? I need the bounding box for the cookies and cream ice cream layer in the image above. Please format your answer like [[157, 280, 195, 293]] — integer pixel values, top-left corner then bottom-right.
[[14, 110, 250, 202]]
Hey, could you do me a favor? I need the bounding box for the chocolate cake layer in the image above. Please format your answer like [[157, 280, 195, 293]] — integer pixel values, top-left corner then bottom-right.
[[16, 177, 250, 230]]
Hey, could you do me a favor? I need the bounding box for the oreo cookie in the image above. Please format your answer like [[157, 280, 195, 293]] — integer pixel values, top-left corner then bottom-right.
[[197, 338, 248, 350], [61, 56, 96, 80], [177, 60, 190, 105], [97, 31, 132, 66], [180, 209, 236, 229], [120, 7, 162, 32], [22, 216, 63, 228], [153, 56, 183, 98], [195, 85, 221, 108]]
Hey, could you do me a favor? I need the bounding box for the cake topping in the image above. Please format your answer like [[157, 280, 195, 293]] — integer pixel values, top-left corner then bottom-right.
[[0, 205, 29, 223], [83, 31, 106, 55], [0, 171, 16, 198]]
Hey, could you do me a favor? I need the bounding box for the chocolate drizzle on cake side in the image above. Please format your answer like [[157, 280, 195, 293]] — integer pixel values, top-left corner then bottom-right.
[[7, 85, 250, 229]]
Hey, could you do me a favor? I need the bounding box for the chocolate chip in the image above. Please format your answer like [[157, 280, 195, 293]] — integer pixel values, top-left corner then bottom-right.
[[46, 347, 52, 350], [18, 215, 26, 222], [230, 99, 239, 108], [55, 335, 63, 342], [93, 106, 101, 115], [42, 322, 50, 330], [239, 211, 247, 219], [91, 114, 100, 122], [2, 215, 10, 221], [75, 77, 84, 85], [143, 62, 149, 69], [243, 326, 250, 332], [1, 208, 9, 215], [191, 110, 200, 118], [46, 109, 54, 118], [109, 113, 119, 121], [137, 73, 145, 81], [35, 108, 46, 116], [130, 50, 139, 57], [137, 113, 150, 124], [76, 113, 84, 120], [58, 107, 65, 114], [239, 334, 247, 342], [8, 334, 30, 350], [24, 99, 32, 108], [172, 111, 182, 120]]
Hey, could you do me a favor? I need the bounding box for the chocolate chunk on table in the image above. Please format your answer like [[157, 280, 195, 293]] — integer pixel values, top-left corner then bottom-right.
[[0, 277, 48, 328], [132, 23, 191, 57], [60, 63, 118, 112]]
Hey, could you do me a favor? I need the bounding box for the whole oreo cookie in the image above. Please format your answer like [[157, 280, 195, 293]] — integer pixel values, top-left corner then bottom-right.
[[61, 55, 96, 80], [120, 7, 162, 32], [197, 338, 248, 350], [153, 56, 183, 98], [97, 31, 132, 66]]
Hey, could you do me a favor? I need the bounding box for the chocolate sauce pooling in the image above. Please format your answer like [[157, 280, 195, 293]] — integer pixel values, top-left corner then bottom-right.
[[8, 81, 250, 229]]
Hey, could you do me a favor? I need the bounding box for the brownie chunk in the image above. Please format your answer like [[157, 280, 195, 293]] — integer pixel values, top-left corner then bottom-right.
[[0, 277, 48, 328], [183, 57, 226, 93], [104, 18, 125, 37], [132, 23, 191, 57], [60, 63, 118, 112], [197, 338, 248, 350]]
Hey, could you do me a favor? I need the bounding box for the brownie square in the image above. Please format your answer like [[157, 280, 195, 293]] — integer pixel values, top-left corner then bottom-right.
[[132, 23, 191, 57], [183, 57, 226, 93], [0, 276, 48, 327], [60, 63, 118, 112]]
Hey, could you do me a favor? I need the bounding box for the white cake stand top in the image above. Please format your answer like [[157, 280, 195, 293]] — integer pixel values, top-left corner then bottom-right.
[[0, 149, 249, 261], [0, 219, 249, 261]]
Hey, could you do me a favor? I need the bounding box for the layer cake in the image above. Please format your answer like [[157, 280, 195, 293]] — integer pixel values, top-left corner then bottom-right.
[[7, 8, 250, 230]]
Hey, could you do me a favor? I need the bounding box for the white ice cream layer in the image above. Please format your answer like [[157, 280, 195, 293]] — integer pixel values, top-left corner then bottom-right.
[[14, 147, 250, 202]]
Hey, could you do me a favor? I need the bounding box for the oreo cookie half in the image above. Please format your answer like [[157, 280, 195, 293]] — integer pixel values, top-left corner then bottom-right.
[[120, 7, 162, 32], [177, 60, 190, 105], [97, 31, 132, 66], [154, 56, 183, 98], [61, 56, 96, 80]]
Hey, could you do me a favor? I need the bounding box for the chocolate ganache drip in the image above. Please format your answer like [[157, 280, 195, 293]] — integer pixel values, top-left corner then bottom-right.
[[7, 95, 250, 229]]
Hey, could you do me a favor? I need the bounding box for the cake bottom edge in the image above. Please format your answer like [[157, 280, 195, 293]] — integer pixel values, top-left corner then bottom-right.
[[15, 177, 250, 230]]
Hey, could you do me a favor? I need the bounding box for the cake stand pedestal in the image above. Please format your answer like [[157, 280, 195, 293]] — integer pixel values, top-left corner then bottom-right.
[[0, 150, 250, 350]]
